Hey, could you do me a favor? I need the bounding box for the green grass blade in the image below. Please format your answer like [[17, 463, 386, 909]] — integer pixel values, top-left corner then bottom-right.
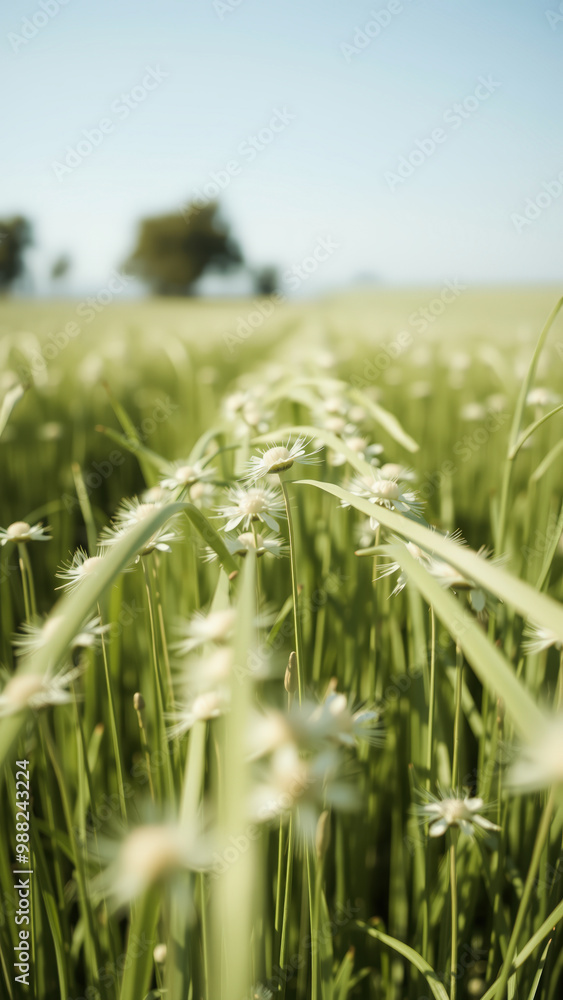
[[119, 889, 160, 1000], [357, 921, 450, 1000], [387, 544, 544, 739], [480, 898, 563, 999], [506, 297, 563, 455], [508, 404, 563, 460], [183, 502, 239, 574], [525, 939, 551, 1000], [212, 553, 257, 1000], [0, 382, 25, 440], [95, 424, 168, 475], [349, 388, 420, 453], [296, 480, 563, 643], [531, 438, 563, 483], [0, 503, 187, 771]]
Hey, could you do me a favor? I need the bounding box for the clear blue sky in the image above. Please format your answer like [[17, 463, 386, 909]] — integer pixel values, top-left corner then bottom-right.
[[2, 0, 562, 294]]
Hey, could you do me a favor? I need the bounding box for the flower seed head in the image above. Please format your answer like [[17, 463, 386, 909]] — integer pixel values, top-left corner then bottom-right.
[[80, 556, 104, 576], [3, 674, 45, 709], [262, 446, 294, 473], [371, 480, 400, 500], [7, 521, 31, 540], [153, 944, 167, 964]]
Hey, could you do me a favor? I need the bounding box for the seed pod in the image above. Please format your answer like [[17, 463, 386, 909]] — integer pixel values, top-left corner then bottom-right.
[[316, 809, 331, 861], [133, 691, 145, 712], [153, 943, 167, 964], [284, 651, 298, 694]]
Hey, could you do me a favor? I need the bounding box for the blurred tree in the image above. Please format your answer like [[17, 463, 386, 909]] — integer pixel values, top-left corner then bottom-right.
[[50, 254, 72, 282], [124, 201, 243, 295], [0, 216, 32, 293], [253, 265, 279, 296]]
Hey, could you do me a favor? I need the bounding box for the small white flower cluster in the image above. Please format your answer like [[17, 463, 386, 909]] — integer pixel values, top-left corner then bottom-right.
[[247, 682, 382, 839], [0, 612, 109, 718], [165, 609, 237, 738], [205, 433, 321, 563]]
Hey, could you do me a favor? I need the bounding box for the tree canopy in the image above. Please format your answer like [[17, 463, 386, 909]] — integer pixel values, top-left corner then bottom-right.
[[0, 216, 32, 293], [124, 201, 242, 295]]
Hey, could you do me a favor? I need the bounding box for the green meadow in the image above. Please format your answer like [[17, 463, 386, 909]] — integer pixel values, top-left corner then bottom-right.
[[0, 287, 562, 1000]]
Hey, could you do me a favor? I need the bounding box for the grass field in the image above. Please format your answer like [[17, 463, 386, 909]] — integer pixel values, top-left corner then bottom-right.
[[0, 288, 562, 1000]]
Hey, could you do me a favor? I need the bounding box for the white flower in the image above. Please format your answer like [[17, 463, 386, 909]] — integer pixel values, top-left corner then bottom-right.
[[321, 395, 348, 417], [160, 460, 215, 492], [167, 645, 237, 739], [248, 985, 273, 1000], [248, 690, 382, 758], [0, 521, 51, 545], [460, 402, 487, 422], [0, 664, 84, 717], [166, 689, 229, 739], [188, 480, 216, 508], [375, 541, 431, 594], [174, 609, 236, 655], [424, 547, 492, 613], [153, 944, 167, 964], [250, 744, 355, 837], [415, 789, 500, 838], [409, 380, 432, 399], [94, 822, 211, 906], [99, 499, 181, 556], [526, 387, 560, 408], [56, 548, 106, 592], [347, 471, 423, 517], [323, 415, 348, 436], [522, 622, 561, 655], [205, 531, 288, 562], [216, 484, 285, 532], [244, 437, 322, 481], [224, 389, 272, 433], [328, 435, 384, 468], [379, 462, 416, 482], [355, 517, 379, 550], [486, 393, 507, 413], [311, 687, 383, 748], [13, 614, 109, 658], [140, 485, 169, 504], [37, 421, 63, 441], [506, 716, 563, 793]]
